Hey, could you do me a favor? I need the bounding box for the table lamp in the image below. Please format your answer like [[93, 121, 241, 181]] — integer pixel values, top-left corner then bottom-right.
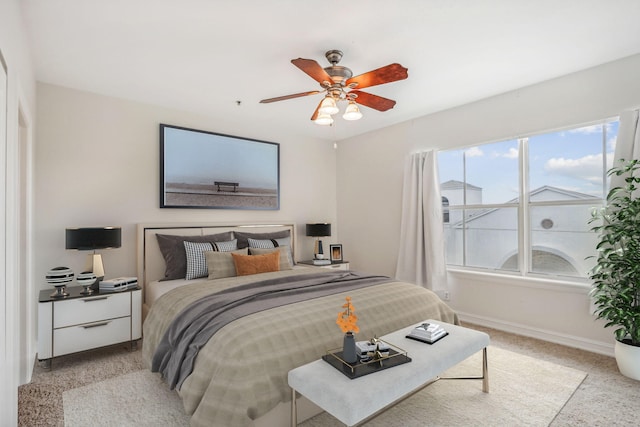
[[306, 223, 331, 260], [65, 226, 122, 293]]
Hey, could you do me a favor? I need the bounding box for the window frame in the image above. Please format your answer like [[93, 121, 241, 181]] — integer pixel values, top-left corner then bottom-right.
[[440, 118, 616, 283]]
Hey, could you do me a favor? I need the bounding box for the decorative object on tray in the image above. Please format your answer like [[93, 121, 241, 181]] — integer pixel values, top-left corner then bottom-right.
[[322, 338, 411, 379], [356, 337, 390, 361], [46, 266, 74, 298], [76, 271, 97, 295], [336, 296, 359, 364], [406, 321, 449, 344]]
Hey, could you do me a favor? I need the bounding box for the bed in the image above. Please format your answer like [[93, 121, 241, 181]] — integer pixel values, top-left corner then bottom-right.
[[138, 222, 458, 427]]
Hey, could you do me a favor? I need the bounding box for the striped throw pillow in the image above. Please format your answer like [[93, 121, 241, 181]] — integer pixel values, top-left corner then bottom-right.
[[184, 241, 214, 280]]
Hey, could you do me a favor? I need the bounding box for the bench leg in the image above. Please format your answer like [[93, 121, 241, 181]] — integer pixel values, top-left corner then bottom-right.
[[482, 347, 489, 393], [291, 388, 297, 427], [439, 346, 489, 392]]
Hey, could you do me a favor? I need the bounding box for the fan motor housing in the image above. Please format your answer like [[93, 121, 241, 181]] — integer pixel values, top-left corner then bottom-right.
[[324, 65, 352, 84]]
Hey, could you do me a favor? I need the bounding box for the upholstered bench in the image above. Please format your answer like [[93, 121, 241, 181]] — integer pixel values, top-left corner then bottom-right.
[[288, 320, 490, 426]]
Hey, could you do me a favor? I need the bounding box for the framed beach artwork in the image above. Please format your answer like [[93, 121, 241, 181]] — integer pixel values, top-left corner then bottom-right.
[[160, 124, 280, 210]]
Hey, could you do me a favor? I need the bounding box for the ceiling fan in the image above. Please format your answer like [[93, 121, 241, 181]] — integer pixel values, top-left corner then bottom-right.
[[259, 50, 408, 125]]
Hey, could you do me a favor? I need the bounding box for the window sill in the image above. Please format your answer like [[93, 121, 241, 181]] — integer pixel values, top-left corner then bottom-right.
[[447, 267, 591, 294]]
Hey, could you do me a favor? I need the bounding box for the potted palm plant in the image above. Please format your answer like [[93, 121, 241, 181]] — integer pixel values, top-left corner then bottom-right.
[[589, 158, 640, 380]]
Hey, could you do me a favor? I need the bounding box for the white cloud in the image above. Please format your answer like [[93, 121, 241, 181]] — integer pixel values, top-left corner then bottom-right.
[[608, 135, 617, 152], [545, 152, 614, 184], [465, 146, 483, 157], [568, 124, 603, 135], [567, 122, 615, 136], [503, 148, 519, 159]]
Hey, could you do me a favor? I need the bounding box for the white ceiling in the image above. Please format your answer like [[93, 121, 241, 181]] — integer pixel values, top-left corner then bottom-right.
[[20, 0, 640, 142]]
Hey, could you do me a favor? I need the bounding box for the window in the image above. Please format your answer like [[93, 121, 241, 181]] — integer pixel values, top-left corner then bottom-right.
[[438, 119, 618, 279]]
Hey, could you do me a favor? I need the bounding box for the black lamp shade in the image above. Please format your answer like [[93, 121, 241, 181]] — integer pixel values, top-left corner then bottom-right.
[[66, 227, 122, 250], [306, 223, 331, 237]]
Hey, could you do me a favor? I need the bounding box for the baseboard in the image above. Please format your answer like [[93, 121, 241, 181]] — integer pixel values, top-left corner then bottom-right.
[[457, 312, 614, 357]]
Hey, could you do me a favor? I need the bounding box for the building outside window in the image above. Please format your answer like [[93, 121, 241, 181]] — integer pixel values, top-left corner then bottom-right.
[[438, 119, 618, 280]]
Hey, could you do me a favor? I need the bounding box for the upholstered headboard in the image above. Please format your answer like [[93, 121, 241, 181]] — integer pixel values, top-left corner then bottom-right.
[[136, 222, 297, 306]]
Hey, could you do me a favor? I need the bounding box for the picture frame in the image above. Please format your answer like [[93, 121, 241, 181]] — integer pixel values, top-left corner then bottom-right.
[[160, 123, 280, 210], [330, 244, 343, 262]]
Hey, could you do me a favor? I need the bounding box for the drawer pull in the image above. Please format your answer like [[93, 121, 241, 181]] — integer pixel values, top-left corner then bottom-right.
[[82, 321, 110, 329], [83, 296, 109, 302]]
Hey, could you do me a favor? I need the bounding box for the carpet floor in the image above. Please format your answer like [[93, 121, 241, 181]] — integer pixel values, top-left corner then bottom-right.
[[18, 323, 640, 426], [61, 346, 585, 427]]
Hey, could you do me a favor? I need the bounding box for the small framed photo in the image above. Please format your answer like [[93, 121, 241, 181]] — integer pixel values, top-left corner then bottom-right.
[[330, 244, 343, 262]]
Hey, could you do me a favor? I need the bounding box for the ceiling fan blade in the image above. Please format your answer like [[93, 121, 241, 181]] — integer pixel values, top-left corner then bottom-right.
[[292, 58, 335, 85], [310, 99, 323, 121], [260, 90, 321, 103], [350, 90, 397, 112], [346, 63, 408, 89]]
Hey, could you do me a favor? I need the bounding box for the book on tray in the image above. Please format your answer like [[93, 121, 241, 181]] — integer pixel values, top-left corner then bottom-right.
[[406, 322, 448, 344]]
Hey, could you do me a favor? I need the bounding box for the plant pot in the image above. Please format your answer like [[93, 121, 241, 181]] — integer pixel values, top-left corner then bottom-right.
[[615, 339, 640, 381], [342, 332, 358, 364]]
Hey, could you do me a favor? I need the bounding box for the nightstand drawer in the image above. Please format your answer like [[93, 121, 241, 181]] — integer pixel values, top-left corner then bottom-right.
[[322, 263, 349, 270], [53, 316, 131, 356], [54, 293, 130, 328]]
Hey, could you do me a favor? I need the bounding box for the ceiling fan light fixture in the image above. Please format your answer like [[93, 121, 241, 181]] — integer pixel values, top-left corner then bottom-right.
[[318, 96, 339, 115], [315, 113, 334, 126], [343, 102, 363, 121]]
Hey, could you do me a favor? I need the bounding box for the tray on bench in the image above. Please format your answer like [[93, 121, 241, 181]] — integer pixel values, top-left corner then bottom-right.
[[322, 340, 411, 379]]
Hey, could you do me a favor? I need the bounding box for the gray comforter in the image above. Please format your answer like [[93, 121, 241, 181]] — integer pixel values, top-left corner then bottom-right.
[[142, 268, 458, 427], [152, 271, 392, 389]]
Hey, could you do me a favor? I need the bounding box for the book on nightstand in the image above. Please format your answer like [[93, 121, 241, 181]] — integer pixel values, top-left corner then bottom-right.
[[405, 322, 448, 344], [99, 277, 138, 292]]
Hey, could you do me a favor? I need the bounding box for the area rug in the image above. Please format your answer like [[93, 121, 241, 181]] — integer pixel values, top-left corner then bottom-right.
[[63, 346, 586, 426]]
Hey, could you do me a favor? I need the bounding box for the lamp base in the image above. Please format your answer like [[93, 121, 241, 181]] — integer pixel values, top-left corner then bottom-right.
[[314, 239, 325, 259], [50, 285, 69, 298], [80, 284, 94, 295]]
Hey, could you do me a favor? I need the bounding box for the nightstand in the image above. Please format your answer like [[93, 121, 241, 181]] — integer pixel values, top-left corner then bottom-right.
[[298, 260, 350, 271], [37, 285, 141, 367]]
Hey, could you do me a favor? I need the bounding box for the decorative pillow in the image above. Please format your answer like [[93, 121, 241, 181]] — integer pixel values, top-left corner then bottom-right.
[[234, 230, 291, 249], [156, 231, 233, 281], [247, 236, 294, 266], [205, 248, 249, 280], [232, 251, 280, 276], [212, 239, 238, 252], [249, 246, 293, 271], [184, 241, 214, 280]]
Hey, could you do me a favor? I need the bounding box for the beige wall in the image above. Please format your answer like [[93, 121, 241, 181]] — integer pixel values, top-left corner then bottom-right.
[[34, 83, 338, 290], [336, 54, 640, 355]]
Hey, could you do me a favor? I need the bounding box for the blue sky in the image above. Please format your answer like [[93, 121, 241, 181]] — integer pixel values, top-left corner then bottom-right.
[[163, 127, 279, 189], [438, 121, 619, 204]]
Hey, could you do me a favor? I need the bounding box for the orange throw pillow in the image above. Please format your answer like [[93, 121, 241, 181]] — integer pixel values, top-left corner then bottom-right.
[[232, 251, 280, 276]]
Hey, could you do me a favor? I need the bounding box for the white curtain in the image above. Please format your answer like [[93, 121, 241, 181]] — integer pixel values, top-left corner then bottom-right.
[[395, 150, 447, 292], [611, 110, 640, 188]]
